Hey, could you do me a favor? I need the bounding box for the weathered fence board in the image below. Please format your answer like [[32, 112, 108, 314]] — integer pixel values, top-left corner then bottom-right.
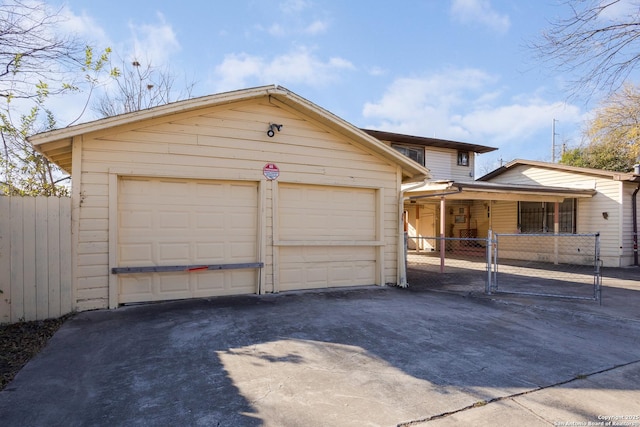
[[0, 197, 72, 324]]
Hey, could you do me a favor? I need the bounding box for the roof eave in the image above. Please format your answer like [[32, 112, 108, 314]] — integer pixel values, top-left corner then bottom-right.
[[28, 85, 431, 181], [407, 180, 596, 202], [28, 85, 277, 147], [362, 129, 497, 154], [479, 159, 638, 181]]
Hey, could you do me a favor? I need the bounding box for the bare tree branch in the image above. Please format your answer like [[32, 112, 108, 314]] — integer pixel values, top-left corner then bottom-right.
[[93, 58, 196, 118], [0, 0, 86, 100], [0, 1, 111, 196], [531, 0, 640, 101]]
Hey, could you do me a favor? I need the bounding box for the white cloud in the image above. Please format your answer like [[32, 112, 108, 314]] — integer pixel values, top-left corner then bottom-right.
[[450, 0, 510, 33], [255, 0, 329, 37], [279, 0, 311, 15], [454, 101, 582, 143], [264, 19, 329, 37], [268, 23, 286, 37], [362, 69, 582, 149], [59, 8, 109, 47], [363, 69, 497, 135], [304, 20, 329, 35], [368, 66, 387, 77], [212, 48, 355, 92], [598, 0, 639, 22], [128, 12, 181, 65]]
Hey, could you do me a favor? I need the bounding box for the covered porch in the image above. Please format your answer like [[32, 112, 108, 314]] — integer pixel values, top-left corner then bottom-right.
[[403, 180, 597, 255]]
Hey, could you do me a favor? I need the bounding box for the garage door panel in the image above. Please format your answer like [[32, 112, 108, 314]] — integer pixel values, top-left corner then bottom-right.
[[230, 242, 256, 259], [279, 268, 302, 286], [119, 275, 152, 301], [119, 244, 153, 264], [196, 212, 225, 229], [279, 184, 377, 241], [159, 273, 190, 293], [158, 243, 190, 263], [118, 177, 258, 304], [231, 212, 257, 229], [282, 246, 376, 262], [194, 271, 225, 292], [230, 184, 258, 201], [194, 243, 225, 261], [278, 246, 376, 291], [119, 210, 153, 229], [277, 183, 378, 292], [195, 182, 226, 198], [159, 211, 189, 229], [193, 270, 256, 295]]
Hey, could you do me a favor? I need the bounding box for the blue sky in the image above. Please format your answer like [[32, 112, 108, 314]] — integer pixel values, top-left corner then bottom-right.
[[50, 0, 612, 174]]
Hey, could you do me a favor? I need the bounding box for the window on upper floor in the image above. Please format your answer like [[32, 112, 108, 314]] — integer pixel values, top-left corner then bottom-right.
[[457, 151, 469, 166], [518, 199, 576, 233], [392, 144, 425, 166]]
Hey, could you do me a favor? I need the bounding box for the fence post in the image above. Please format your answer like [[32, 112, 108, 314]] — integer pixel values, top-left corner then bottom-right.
[[485, 229, 492, 295], [595, 232, 602, 305], [404, 231, 408, 285], [439, 197, 445, 273]]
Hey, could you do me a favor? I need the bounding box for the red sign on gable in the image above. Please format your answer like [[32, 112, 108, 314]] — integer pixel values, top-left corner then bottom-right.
[[263, 163, 280, 180]]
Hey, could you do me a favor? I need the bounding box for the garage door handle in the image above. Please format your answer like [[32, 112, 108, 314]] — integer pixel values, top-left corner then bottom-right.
[[112, 262, 264, 274]]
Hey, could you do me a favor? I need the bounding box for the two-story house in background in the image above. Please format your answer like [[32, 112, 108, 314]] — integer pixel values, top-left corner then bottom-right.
[[375, 128, 639, 268]]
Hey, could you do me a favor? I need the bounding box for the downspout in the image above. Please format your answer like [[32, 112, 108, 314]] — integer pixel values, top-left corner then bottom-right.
[[398, 179, 429, 287], [633, 183, 639, 266]]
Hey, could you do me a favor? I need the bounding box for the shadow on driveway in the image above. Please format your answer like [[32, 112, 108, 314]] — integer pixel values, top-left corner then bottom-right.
[[1, 279, 640, 426]]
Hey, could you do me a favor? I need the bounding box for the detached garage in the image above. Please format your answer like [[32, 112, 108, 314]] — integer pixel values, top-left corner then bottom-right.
[[29, 85, 429, 312]]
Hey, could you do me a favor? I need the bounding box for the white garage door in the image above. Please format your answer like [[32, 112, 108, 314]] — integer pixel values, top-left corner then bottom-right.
[[278, 183, 378, 291], [117, 177, 258, 304]]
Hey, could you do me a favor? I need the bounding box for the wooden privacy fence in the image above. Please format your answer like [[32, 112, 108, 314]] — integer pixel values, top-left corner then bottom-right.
[[0, 196, 72, 324]]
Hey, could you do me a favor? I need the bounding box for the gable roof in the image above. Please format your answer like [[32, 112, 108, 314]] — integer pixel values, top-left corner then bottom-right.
[[362, 129, 497, 154], [478, 159, 640, 183], [28, 85, 430, 182]]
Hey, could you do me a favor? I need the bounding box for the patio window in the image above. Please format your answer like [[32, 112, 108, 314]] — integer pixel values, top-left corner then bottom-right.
[[392, 144, 424, 166], [518, 199, 576, 233]]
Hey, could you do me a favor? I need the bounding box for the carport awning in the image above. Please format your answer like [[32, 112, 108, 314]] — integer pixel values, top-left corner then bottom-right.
[[406, 180, 596, 202]]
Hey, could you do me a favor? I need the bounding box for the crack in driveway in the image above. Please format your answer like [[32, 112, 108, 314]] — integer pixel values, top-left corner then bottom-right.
[[396, 360, 640, 426]]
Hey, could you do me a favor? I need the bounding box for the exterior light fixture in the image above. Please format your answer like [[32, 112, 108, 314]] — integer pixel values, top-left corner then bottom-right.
[[267, 123, 283, 137]]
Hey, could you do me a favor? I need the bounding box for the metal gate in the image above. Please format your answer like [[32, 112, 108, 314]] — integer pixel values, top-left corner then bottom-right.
[[489, 232, 602, 303], [406, 232, 602, 303]]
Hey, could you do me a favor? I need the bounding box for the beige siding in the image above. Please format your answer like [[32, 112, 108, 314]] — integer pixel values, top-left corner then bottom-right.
[[75, 99, 401, 309], [621, 182, 640, 266], [486, 166, 596, 188], [489, 201, 518, 234], [380, 142, 474, 181], [486, 165, 624, 266], [470, 201, 490, 238], [425, 147, 475, 182], [406, 204, 437, 250], [0, 197, 72, 323]]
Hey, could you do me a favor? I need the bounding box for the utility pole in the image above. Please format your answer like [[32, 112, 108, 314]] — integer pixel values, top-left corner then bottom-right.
[[551, 119, 558, 162]]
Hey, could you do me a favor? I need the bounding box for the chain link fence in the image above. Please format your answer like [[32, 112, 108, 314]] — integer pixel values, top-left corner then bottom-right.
[[490, 233, 601, 303], [406, 236, 490, 294], [405, 232, 602, 303]]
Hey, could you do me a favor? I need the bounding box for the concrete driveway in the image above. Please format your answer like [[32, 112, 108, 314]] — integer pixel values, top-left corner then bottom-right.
[[1, 272, 640, 426]]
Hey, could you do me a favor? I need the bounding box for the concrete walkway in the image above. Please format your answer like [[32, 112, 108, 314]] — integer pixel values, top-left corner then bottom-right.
[[1, 274, 639, 426]]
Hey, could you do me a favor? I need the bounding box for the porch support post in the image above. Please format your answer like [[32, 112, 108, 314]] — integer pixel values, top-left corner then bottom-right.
[[440, 196, 446, 273], [554, 201, 560, 265]]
